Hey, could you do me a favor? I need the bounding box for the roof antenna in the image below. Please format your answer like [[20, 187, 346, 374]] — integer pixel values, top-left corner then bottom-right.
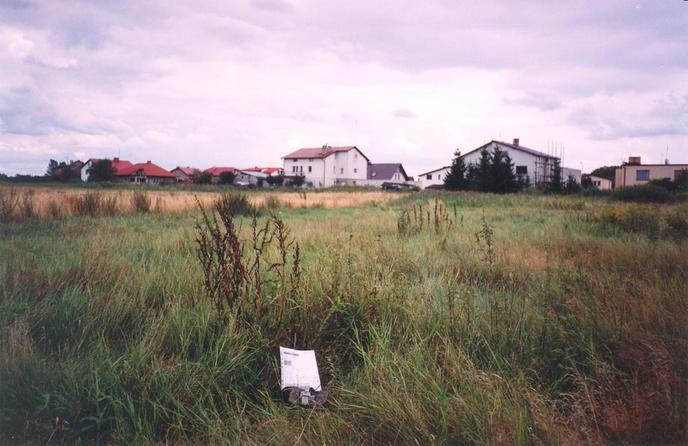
[[665, 145, 669, 165]]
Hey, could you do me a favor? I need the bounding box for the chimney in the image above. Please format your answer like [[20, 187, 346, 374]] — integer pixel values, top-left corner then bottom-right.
[[147, 160, 151, 164], [513, 138, 519, 146], [628, 156, 641, 165], [114, 157, 119, 162]]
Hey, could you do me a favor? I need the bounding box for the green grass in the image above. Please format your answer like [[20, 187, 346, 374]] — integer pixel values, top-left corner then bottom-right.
[[1, 192, 687, 444]]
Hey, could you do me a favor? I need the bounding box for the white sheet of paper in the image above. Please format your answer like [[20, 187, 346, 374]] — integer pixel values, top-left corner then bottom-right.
[[280, 347, 321, 391]]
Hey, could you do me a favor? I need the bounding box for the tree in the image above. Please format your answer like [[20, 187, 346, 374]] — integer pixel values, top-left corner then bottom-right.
[[443, 149, 468, 190], [564, 176, 581, 194], [548, 159, 563, 193], [581, 175, 593, 189], [88, 159, 115, 182], [46, 159, 59, 176], [490, 148, 519, 193], [266, 174, 285, 187], [477, 148, 493, 192], [218, 171, 236, 185], [590, 165, 616, 181], [192, 171, 213, 184], [290, 175, 305, 187]]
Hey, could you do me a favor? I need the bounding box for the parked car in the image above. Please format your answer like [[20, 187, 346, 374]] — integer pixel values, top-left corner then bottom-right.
[[381, 182, 419, 191]]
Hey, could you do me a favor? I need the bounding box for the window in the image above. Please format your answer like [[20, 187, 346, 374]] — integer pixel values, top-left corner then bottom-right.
[[340, 168, 344, 174], [300, 166, 303, 173], [516, 165, 528, 175], [308, 166, 312, 173], [636, 170, 650, 181], [293, 159, 298, 162], [354, 168, 357, 173], [426, 174, 432, 180], [437, 174, 441, 180]]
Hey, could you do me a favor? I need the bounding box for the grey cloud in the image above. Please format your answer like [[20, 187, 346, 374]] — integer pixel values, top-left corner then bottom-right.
[[251, 0, 292, 13]]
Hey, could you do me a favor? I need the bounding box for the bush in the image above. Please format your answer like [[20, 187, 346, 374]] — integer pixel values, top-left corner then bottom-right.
[[131, 191, 151, 213], [68, 193, 105, 217], [611, 184, 675, 203], [218, 171, 236, 185], [214, 192, 258, 217], [587, 204, 688, 239]]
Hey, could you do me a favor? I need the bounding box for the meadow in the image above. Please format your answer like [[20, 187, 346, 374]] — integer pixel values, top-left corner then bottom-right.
[[1, 185, 686, 444]]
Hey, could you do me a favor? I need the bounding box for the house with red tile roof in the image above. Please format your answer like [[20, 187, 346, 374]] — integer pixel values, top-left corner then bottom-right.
[[282, 145, 369, 188], [81, 157, 133, 182], [170, 166, 200, 183], [115, 161, 176, 184]]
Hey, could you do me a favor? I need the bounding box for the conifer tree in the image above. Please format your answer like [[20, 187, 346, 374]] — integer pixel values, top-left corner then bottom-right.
[[444, 149, 468, 190]]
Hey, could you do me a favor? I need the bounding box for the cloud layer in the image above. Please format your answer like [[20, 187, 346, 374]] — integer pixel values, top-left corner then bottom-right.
[[1, 0, 687, 175]]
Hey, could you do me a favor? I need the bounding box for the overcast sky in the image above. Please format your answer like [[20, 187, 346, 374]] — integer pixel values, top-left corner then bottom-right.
[[1, 0, 687, 176]]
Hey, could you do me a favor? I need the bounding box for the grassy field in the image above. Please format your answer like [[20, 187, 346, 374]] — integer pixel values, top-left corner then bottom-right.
[[1, 186, 686, 444]]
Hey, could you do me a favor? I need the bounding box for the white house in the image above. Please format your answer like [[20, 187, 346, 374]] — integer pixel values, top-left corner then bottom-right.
[[586, 174, 613, 190], [81, 157, 133, 182], [562, 167, 582, 184], [365, 163, 411, 187], [460, 139, 563, 187], [416, 166, 450, 189], [282, 145, 369, 188]]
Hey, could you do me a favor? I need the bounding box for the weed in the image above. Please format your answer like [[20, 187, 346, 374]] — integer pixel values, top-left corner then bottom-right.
[[0, 187, 20, 222], [131, 191, 151, 213]]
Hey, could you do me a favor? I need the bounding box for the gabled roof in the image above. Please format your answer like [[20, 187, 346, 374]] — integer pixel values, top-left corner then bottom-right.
[[204, 166, 238, 176], [172, 166, 199, 175], [417, 166, 451, 176], [367, 163, 409, 181], [461, 140, 558, 160], [283, 146, 370, 162], [117, 162, 175, 178], [84, 158, 133, 173], [242, 166, 283, 174]]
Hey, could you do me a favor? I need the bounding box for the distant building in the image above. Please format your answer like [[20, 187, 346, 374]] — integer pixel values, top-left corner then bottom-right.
[[585, 174, 613, 190], [204, 167, 239, 184], [615, 156, 688, 188], [170, 166, 199, 183], [417, 166, 450, 189], [366, 163, 411, 187], [81, 157, 133, 182], [562, 167, 582, 185], [242, 166, 284, 176], [282, 145, 369, 188], [115, 161, 176, 184]]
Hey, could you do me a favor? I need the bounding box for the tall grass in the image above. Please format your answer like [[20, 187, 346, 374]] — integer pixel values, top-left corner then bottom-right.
[[1, 192, 686, 444]]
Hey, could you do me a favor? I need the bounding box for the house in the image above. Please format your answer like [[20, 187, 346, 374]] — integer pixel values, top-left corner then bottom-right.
[[81, 157, 133, 181], [585, 174, 613, 190], [366, 163, 411, 187], [115, 161, 176, 184], [242, 166, 284, 176], [417, 166, 450, 189], [204, 167, 239, 184], [170, 166, 199, 183], [615, 156, 688, 188], [282, 145, 369, 188], [237, 170, 270, 187], [461, 139, 565, 187]]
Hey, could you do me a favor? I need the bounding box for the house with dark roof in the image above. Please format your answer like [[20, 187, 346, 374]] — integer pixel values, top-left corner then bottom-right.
[[115, 161, 176, 184], [282, 145, 369, 187], [366, 163, 411, 186]]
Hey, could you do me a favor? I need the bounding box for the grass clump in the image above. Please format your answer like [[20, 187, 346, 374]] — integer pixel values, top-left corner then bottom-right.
[[214, 192, 259, 217], [587, 203, 688, 239], [610, 184, 676, 203]]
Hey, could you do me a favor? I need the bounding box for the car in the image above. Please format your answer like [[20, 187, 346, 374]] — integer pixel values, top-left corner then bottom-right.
[[381, 182, 420, 192]]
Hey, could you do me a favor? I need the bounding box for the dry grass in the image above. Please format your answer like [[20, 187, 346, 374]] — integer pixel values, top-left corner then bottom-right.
[[0, 186, 398, 219]]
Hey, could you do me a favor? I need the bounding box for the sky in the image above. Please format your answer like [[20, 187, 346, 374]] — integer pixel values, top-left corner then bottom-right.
[[1, 0, 687, 176]]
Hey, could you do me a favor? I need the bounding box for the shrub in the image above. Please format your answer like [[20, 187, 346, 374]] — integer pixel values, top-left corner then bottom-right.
[[218, 171, 236, 185], [68, 193, 104, 217], [611, 184, 675, 203], [131, 191, 151, 213], [0, 187, 20, 222], [586, 204, 688, 239], [214, 192, 258, 217]]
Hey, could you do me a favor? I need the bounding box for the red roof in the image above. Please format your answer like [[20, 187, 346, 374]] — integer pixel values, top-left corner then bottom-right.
[[242, 166, 283, 174], [172, 166, 199, 175], [204, 166, 238, 176], [86, 158, 133, 173], [117, 162, 175, 178], [283, 146, 369, 162]]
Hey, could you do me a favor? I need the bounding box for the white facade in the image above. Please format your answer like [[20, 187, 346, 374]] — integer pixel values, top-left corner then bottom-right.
[[417, 167, 450, 189], [588, 175, 613, 190], [461, 141, 559, 187], [283, 147, 369, 188], [562, 167, 582, 184]]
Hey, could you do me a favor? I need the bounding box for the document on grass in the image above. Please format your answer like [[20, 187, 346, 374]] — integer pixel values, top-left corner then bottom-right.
[[279, 347, 321, 391]]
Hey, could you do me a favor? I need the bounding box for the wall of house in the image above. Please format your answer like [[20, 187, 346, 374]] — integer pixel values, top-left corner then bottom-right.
[[562, 167, 582, 184], [417, 167, 449, 189], [615, 164, 688, 188], [284, 149, 368, 187], [589, 176, 612, 190], [81, 161, 94, 181], [461, 142, 556, 186]]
